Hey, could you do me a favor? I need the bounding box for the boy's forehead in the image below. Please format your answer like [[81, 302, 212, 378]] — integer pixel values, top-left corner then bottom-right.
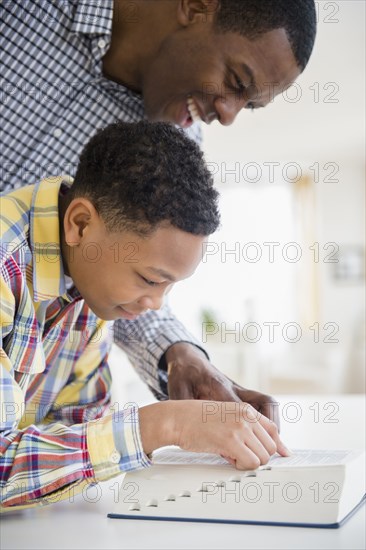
[[114, 225, 206, 280]]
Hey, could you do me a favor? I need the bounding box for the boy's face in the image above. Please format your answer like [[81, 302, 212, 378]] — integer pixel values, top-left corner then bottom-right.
[[62, 198, 206, 321], [143, 27, 300, 127]]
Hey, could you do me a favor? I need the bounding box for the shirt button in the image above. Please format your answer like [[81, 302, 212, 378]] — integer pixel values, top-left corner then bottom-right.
[[110, 451, 121, 464], [98, 38, 106, 49], [53, 128, 62, 138]]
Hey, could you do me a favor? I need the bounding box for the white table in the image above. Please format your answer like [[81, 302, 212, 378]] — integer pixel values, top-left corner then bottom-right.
[[1, 395, 365, 550]]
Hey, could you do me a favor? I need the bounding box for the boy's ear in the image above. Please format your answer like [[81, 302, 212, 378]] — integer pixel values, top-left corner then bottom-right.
[[63, 198, 98, 247], [177, 0, 219, 26]]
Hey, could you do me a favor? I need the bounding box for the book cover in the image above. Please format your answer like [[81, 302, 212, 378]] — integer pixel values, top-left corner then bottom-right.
[[108, 447, 365, 528]]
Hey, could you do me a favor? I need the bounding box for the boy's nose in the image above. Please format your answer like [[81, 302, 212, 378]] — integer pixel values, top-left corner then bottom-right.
[[137, 293, 164, 312]]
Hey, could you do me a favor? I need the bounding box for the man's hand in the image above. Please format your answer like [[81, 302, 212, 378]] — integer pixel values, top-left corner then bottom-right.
[[165, 342, 280, 430]]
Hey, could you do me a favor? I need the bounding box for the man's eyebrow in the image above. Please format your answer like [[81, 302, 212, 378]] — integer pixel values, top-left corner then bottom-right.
[[147, 267, 176, 282], [242, 63, 265, 109], [242, 63, 256, 87]]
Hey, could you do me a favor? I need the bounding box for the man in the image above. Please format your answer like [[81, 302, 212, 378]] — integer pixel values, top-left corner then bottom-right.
[[0, 0, 317, 423], [0, 121, 289, 507]]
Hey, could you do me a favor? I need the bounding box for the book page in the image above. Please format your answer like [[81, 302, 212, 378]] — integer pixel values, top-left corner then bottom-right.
[[266, 449, 354, 468], [152, 447, 356, 468], [153, 447, 229, 466]]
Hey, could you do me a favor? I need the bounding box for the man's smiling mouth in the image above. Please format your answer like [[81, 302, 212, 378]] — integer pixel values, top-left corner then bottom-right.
[[187, 96, 201, 123]]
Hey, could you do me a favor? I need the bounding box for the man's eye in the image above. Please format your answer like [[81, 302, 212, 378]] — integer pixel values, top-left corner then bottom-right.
[[234, 75, 247, 93]]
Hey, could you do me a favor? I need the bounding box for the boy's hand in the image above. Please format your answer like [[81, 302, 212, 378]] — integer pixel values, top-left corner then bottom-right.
[[139, 400, 291, 470], [165, 342, 280, 430]]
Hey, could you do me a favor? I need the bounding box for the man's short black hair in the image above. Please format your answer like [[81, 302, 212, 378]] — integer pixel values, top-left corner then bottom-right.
[[214, 0, 317, 71], [71, 121, 220, 236]]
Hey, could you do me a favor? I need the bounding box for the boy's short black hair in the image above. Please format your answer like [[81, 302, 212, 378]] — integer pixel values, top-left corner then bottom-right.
[[71, 121, 220, 236], [214, 0, 317, 71]]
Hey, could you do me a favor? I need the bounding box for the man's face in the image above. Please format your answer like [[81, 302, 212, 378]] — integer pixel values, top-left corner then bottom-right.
[[63, 200, 206, 321], [142, 26, 300, 127]]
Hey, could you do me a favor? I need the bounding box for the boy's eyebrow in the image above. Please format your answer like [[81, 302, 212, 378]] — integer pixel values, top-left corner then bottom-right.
[[147, 267, 176, 282]]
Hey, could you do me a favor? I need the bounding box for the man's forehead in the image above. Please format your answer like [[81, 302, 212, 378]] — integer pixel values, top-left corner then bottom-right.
[[241, 30, 299, 85], [223, 28, 298, 74]]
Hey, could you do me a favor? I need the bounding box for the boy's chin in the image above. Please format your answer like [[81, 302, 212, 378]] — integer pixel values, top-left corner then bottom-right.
[[116, 305, 139, 321], [83, 301, 114, 321], [87, 303, 140, 322]]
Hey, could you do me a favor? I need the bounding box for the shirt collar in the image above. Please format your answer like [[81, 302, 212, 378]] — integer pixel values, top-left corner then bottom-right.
[[70, 0, 145, 109], [71, 0, 114, 37], [30, 176, 73, 302]]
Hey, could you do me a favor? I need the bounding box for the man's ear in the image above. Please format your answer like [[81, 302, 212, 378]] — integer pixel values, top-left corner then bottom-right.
[[177, 0, 219, 26], [63, 198, 98, 247]]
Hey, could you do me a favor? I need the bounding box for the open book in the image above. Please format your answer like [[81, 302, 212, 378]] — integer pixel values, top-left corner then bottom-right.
[[108, 447, 365, 528]]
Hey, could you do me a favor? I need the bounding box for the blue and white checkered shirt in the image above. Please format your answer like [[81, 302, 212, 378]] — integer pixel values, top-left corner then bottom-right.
[[1, 0, 204, 399]]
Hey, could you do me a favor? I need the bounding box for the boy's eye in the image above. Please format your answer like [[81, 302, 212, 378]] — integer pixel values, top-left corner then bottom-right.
[[140, 275, 160, 287]]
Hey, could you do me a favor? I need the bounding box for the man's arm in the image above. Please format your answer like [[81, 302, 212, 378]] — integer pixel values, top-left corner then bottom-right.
[[113, 301, 208, 400], [165, 343, 281, 429], [113, 303, 281, 428]]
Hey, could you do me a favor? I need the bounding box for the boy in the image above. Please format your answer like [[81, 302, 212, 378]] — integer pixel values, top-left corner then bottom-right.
[[0, 121, 289, 508]]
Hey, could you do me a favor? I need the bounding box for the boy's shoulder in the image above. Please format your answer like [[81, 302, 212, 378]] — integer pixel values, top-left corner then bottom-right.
[[1, 177, 70, 269], [0, 185, 35, 267]]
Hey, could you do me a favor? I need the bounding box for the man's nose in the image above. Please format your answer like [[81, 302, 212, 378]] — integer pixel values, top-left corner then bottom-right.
[[214, 95, 246, 126]]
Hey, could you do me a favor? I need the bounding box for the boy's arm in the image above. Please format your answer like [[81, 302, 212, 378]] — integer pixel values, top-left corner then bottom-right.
[[44, 320, 152, 481], [1, 328, 289, 510], [0, 336, 151, 509], [0, 265, 150, 509], [1, 263, 289, 509]]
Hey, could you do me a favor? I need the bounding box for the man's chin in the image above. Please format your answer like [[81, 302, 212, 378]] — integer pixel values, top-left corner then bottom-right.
[[143, 97, 176, 125], [144, 107, 169, 123]]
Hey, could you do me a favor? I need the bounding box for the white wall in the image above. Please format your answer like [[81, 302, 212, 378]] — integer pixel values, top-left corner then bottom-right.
[[168, 0, 365, 393]]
